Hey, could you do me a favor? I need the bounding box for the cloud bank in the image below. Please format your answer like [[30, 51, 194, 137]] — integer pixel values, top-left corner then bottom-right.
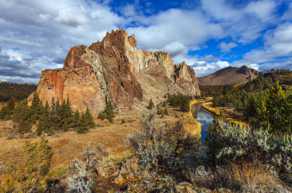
[[0, 0, 291, 82]]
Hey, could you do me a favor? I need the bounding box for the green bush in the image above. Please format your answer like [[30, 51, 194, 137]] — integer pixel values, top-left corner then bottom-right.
[[243, 82, 292, 134], [167, 94, 192, 112], [0, 98, 16, 120]]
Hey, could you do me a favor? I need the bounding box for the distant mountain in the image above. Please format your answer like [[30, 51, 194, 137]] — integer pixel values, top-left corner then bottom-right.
[[198, 66, 258, 86], [0, 82, 36, 102]]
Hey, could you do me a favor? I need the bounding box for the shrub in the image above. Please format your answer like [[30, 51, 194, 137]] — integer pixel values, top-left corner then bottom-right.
[[206, 120, 292, 174], [98, 100, 114, 122], [67, 148, 98, 193], [119, 110, 200, 192], [167, 94, 192, 112], [0, 98, 15, 120], [243, 82, 292, 134], [0, 137, 53, 192]]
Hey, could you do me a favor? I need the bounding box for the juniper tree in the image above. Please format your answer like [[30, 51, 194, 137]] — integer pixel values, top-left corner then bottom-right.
[[83, 108, 95, 129], [0, 97, 15, 120], [98, 100, 114, 122], [31, 93, 43, 121]]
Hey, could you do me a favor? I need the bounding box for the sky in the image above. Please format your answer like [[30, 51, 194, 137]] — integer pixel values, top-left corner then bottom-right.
[[0, 0, 292, 83]]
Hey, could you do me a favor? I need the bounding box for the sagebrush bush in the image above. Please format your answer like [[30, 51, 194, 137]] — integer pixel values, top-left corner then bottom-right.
[[119, 109, 201, 192], [67, 148, 98, 193], [207, 120, 292, 174]]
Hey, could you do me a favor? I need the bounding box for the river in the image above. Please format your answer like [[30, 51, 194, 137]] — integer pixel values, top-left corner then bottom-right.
[[193, 105, 214, 143]]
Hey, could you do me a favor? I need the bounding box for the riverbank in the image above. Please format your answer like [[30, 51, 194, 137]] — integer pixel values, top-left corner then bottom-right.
[[190, 97, 249, 129]]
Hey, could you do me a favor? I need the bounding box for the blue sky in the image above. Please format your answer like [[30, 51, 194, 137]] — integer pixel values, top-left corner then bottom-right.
[[0, 0, 291, 82]]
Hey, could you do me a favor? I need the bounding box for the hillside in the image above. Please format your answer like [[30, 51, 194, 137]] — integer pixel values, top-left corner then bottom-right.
[[205, 69, 292, 112], [198, 66, 258, 86]]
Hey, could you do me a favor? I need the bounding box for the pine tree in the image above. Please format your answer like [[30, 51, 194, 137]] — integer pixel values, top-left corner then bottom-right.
[[75, 109, 93, 134], [98, 100, 114, 122], [147, 99, 154, 110], [266, 81, 290, 133], [37, 102, 53, 135], [61, 98, 74, 131], [83, 108, 95, 129], [72, 111, 81, 130], [31, 93, 43, 121], [0, 97, 15, 120], [13, 100, 32, 134]]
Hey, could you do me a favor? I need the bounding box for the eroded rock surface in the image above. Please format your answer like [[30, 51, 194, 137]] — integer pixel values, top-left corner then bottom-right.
[[35, 29, 200, 115]]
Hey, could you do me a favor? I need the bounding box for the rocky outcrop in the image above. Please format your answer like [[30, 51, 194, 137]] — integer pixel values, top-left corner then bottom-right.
[[35, 29, 200, 116]]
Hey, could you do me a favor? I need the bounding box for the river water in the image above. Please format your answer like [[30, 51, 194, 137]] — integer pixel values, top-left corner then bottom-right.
[[193, 106, 214, 143]]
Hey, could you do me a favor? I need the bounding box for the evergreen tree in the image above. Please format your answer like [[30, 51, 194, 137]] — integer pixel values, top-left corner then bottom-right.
[[98, 100, 114, 122], [83, 108, 95, 129], [0, 97, 15, 120], [31, 93, 43, 121], [37, 102, 53, 135], [13, 100, 32, 134], [147, 99, 155, 110], [61, 98, 74, 131], [72, 111, 81, 129], [266, 81, 290, 133], [75, 109, 94, 134]]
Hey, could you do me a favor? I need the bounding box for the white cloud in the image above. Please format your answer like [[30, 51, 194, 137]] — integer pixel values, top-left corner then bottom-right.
[[122, 4, 137, 17], [0, 0, 288, 82], [201, 0, 241, 21], [128, 9, 223, 55], [173, 54, 231, 76], [245, 0, 276, 21], [219, 41, 237, 52], [0, 0, 125, 82], [244, 23, 292, 64], [201, 0, 277, 42]]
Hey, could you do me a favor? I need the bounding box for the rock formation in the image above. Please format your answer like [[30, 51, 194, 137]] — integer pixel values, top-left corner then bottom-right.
[[35, 29, 200, 116], [199, 66, 258, 86]]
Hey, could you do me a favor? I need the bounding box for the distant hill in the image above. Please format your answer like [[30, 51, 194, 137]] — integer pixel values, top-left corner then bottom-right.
[[198, 66, 258, 86], [199, 68, 292, 97], [0, 82, 36, 102]]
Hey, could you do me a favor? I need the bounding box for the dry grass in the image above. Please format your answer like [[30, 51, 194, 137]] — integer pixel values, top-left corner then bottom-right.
[[0, 108, 192, 172], [202, 102, 220, 115], [0, 111, 142, 171], [227, 163, 282, 190]]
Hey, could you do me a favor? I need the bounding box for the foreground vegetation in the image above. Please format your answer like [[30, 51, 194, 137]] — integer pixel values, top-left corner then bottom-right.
[[1, 104, 290, 192]]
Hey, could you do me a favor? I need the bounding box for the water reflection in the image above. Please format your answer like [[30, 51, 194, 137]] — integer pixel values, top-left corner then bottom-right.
[[193, 106, 214, 143]]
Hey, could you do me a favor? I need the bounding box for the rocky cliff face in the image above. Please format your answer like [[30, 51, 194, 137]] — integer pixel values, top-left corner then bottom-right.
[[35, 29, 200, 115]]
